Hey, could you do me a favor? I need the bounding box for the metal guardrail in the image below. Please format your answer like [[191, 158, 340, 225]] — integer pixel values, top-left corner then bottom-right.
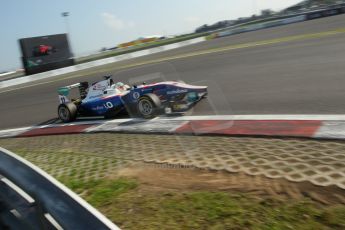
[[0, 147, 119, 230], [212, 4, 345, 39], [213, 15, 306, 39]]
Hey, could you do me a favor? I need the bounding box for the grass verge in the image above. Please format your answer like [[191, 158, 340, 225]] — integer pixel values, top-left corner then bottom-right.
[[61, 177, 345, 230]]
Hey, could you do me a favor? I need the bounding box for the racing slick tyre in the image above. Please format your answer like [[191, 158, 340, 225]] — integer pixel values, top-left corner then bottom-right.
[[58, 103, 77, 122], [137, 93, 161, 119]]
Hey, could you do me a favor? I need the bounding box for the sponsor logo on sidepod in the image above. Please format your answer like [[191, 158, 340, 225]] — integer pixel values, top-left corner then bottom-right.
[[92, 106, 105, 111], [167, 89, 188, 95]]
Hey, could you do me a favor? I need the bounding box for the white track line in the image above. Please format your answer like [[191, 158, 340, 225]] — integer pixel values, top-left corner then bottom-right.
[[0, 127, 32, 138], [157, 114, 345, 121], [44, 213, 63, 230], [1, 177, 35, 204]]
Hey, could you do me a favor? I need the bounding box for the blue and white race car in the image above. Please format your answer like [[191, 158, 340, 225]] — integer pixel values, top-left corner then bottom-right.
[[57, 76, 207, 122]]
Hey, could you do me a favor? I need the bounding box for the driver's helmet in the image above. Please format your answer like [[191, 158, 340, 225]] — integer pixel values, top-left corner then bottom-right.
[[115, 82, 125, 91]]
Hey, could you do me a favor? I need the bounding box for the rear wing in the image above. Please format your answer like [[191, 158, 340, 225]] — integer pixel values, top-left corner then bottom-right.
[[58, 82, 89, 104], [57, 83, 81, 96], [57, 83, 80, 104]]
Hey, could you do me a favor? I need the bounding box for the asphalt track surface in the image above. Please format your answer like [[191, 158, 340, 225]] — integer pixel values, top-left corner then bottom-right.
[[1, 14, 345, 130]]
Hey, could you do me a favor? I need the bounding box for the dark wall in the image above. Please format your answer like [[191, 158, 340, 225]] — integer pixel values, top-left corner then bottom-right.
[[19, 34, 74, 75], [306, 5, 345, 20]]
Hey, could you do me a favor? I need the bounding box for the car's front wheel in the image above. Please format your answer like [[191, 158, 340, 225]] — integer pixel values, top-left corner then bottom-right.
[[137, 94, 161, 119], [58, 103, 77, 122]]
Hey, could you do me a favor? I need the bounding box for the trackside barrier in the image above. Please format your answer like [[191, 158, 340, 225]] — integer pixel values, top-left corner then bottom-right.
[[0, 37, 206, 90], [212, 5, 345, 39], [213, 15, 306, 38], [306, 6, 345, 20], [0, 147, 119, 229]]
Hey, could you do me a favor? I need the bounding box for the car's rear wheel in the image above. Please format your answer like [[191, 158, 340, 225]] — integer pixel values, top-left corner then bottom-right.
[[137, 94, 161, 119], [58, 103, 77, 122]]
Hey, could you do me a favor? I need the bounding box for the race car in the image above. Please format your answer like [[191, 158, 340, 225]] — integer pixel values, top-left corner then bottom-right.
[[57, 76, 207, 122], [32, 45, 56, 56]]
